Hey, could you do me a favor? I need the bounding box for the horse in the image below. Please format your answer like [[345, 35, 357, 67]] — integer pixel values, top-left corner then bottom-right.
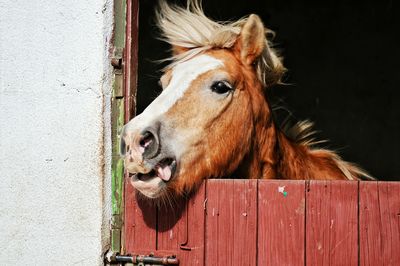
[[120, 0, 372, 199]]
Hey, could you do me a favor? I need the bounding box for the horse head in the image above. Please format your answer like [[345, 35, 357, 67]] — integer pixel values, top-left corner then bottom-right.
[[121, 1, 371, 200], [121, 1, 284, 199]]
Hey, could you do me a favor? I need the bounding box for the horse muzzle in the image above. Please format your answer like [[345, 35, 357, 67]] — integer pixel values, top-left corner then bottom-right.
[[120, 122, 177, 198]]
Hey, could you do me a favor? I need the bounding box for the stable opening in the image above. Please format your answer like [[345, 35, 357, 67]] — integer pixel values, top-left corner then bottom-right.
[[136, 0, 399, 181]]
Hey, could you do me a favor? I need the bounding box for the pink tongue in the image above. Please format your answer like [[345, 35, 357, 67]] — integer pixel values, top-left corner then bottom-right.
[[156, 164, 172, 181]]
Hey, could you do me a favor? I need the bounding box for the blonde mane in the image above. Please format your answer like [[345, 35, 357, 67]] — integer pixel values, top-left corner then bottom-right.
[[156, 0, 286, 87], [283, 120, 374, 180]]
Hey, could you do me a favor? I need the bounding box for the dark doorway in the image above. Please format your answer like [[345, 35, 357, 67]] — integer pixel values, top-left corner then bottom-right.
[[136, 0, 399, 180]]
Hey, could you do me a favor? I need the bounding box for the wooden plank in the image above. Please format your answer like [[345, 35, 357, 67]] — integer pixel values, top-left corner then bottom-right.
[[258, 180, 305, 266], [205, 179, 258, 266], [156, 197, 187, 251], [306, 180, 358, 266], [205, 180, 234, 266], [111, 99, 125, 215], [178, 182, 206, 265], [157, 183, 206, 265], [231, 180, 257, 265], [359, 181, 400, 266], [124, 180, 157, 253], [125, 0, 139, 120]]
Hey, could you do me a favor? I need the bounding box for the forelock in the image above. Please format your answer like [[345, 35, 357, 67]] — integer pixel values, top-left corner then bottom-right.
[[156, 0, 286, 87]]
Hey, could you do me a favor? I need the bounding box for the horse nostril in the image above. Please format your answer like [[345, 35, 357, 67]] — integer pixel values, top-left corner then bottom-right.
[[140, 130, 159, 159], [139, 131, 153, 149]]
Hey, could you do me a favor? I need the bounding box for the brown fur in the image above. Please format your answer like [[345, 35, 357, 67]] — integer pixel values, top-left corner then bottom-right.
[[123, 1, 372, 200], [156, 10, 371, 195]]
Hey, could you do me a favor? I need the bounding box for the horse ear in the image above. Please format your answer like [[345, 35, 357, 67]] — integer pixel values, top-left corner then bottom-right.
[[236, 14, 266, 65]]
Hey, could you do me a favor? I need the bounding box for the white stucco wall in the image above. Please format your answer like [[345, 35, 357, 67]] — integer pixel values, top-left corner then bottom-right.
[[0, 0, 113, 265]]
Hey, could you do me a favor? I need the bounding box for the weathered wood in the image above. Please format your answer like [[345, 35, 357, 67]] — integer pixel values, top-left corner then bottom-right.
[[125, 0, 139, 121], [111, 98, 125, 216], [359, 181, 400, 266], [178, 183, 206, 265], [157, 197, 187, 251], [306, 181, 358, 266], [124, 180, 400, 265], [114, 0, 126, 48], [257, 180, 305, 266], [110, 0, 128, 253], [205, 179, 257, 265], [124, 182, 157, 253], [157, 183, 206, 265]]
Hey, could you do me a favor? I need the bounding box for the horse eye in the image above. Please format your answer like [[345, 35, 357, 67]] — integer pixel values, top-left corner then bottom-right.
[[210, 81, 233, 94]]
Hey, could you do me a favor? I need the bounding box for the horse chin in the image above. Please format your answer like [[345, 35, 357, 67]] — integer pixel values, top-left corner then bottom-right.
[[130, 174, 167, 198], [128, 157, 177, 199]]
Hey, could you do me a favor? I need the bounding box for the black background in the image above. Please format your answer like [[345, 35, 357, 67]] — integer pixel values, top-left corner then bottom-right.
[[136, 0, 399, 180]]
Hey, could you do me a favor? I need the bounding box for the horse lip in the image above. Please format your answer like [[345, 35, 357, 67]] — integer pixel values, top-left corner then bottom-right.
[[130, 157, 177, 183], [128, 172, 137, 178]]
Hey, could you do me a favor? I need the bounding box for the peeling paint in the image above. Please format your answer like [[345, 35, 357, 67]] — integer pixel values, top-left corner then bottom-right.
[[295, 199, 305, 214]]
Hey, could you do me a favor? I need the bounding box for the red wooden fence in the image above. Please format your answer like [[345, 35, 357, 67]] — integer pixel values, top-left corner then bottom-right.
[[124, 180, 400, 265]]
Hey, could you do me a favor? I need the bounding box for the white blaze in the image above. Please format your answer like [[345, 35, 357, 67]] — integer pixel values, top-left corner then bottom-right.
[[125, 54, 223, 131]]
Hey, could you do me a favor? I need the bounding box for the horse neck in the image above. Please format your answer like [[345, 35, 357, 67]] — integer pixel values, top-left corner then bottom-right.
[[275, 130, 356, 180], [241, 120, 352, 180], [231, 87, 356, 180], [232, 112, 279, 179]]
